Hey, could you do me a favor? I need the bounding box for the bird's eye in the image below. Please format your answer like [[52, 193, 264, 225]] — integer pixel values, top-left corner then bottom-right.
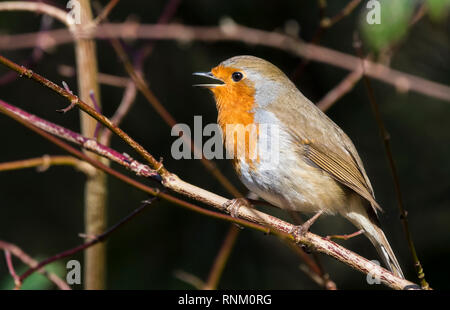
[[231, 71, 243, 82]]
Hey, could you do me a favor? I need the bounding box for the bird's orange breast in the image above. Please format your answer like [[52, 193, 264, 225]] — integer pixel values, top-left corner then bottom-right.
[[210, 65, 260, 171]]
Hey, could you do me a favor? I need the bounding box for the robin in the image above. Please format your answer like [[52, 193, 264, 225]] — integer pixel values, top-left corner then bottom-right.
[[194, 55, 404, 278]]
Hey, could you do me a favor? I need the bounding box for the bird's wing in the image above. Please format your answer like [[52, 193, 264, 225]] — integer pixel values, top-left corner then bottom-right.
[[301, 139, 382, 212], [265, 89, 381, 213]]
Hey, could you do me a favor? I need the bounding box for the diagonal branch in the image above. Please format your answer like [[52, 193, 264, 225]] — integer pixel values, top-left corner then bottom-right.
[[18, 197, 158, 286]]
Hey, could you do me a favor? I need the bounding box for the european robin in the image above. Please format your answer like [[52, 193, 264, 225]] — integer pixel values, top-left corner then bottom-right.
[[194, 55, 404, 278]]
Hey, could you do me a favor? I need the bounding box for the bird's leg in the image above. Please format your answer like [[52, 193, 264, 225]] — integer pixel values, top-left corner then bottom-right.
[[290, 210, 324, 237], [326, 229, 364, 241], [222, 198, 252, 218]]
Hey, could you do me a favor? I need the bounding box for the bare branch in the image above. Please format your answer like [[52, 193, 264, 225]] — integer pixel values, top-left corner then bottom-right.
[[0, 155, 97, 175], [0, 1, 71, 27], [18, 197, 157, 284], [93, 0, 121, 25], [1, 23, 449, 102], [316, 68, 364, 112]]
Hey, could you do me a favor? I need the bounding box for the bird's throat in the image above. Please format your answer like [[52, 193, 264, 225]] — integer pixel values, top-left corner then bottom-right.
[[211, 83, 260, 167]]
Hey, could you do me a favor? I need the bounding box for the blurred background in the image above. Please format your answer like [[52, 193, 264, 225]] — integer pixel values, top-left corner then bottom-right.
[[0, 0, 449, 289]]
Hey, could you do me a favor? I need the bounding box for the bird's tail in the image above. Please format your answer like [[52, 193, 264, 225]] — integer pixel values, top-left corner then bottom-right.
[[345, 208, 405, 279]]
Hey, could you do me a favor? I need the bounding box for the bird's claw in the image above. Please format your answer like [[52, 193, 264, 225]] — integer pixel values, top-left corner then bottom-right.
[[222, 198, 251, 218]]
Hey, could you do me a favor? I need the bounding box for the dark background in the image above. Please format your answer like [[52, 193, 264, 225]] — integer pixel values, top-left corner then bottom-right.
[[0, 0, 449, 289]]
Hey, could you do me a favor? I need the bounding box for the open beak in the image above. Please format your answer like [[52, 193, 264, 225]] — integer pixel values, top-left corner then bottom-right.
[[193, 72, 224, 88]]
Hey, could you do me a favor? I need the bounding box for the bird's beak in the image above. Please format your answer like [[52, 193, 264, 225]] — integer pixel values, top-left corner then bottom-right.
[[193, 72, 224, 88]]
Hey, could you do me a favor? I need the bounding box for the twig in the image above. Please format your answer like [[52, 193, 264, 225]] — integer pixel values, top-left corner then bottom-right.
[[19, 197, 157, 284], [203, 225, 240, 290], [291, 0, 362, 80], [316, 68, 364, 112], [354, 33, 429, 290], [174, 270, 205, 289], [0, 1, 70, 27], [0, 155, 96, 175], [100, 81, 137, 145], [1, 23, 448, 102], [58, 65, 132, 88], [320, 0, 362, 28], [93, 0, 121, 25], [0, 15, 52, 85], [0, 241, 71, 290], [4, 250, 21, 289]]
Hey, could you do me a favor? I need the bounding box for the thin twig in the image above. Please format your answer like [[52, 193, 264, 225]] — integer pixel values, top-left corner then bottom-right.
[[203, 226, 240, 290], [4, 250, 21, 289], [354, 33, 429, 289], [0, 1, 70, 27], [0, 241, 71, 290], [0, 155, 96, 175], [0, 15, 52, 85], [93, 0, 120, 25], [316, 68, 364, 112], [19, 197, 157, 284], [291, 0, 362, 80], [58, 65, 131, 88], [100, 81, 137, 145], [320, 0, 362, 28]]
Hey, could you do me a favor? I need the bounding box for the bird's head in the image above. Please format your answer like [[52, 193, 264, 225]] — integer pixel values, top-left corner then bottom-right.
[[194, 55, 293, 115]]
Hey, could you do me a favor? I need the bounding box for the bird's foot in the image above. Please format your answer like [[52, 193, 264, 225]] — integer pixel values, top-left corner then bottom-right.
[[326, 229, 364, 241], [290, 210, 324, 238], [222, 198, 251, 218]]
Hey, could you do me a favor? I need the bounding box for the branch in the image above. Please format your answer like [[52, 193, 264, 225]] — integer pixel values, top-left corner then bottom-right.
[[316, 68, 364, 112], [1, 23, 449, 101], [18, 197, 157, 285], [0, 1, 71, 27], [100, 80, 137, 145], [58, 65, 132, 88], [0, 155, 96, 175]]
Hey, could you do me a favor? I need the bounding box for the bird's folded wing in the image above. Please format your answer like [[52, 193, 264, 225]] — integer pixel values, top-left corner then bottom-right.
[[303, 141, 382, 213]]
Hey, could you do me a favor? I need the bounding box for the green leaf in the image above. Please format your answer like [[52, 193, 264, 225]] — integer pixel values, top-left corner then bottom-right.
[[360, 0, 415, 52]]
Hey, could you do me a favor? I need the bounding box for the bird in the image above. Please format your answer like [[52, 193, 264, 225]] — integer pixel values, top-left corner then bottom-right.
[[194, 55, 404, 278]]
